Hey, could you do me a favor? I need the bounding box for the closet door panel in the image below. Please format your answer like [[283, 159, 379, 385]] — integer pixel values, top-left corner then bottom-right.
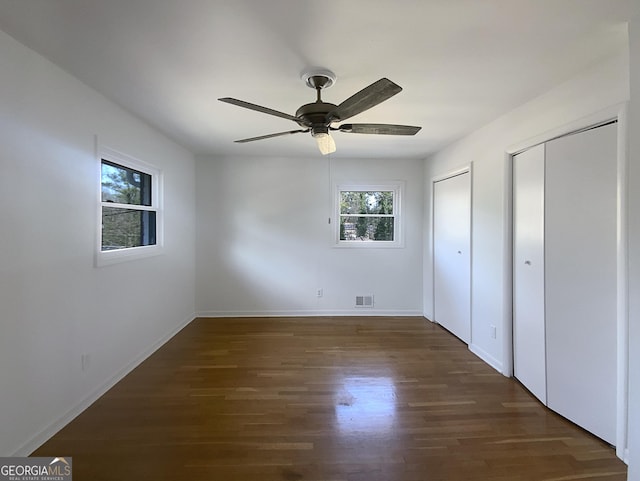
[[433, 172, 471, 343], [512, 144, 546, 404], [545, 123, 617, 445]]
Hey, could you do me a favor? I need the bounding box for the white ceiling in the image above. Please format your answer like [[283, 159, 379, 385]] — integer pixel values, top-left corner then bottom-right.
[[0, 0, 637, 159]]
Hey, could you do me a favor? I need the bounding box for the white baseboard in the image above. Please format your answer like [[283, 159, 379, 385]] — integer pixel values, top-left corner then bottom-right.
[[469, 343, 504, 374], [196, 309, 425, 318], [12, 313, 196, 456]]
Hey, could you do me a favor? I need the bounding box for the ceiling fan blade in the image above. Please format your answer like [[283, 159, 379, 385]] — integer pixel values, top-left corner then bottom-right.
[[219, 97, 306, 125], [338, 123, 421, 135], [329, 78, 403, 122], [234, 129, 309, 143]]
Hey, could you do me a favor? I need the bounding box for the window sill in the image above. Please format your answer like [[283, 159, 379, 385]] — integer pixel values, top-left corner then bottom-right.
[[95, 244, 163, 267], [334, 241, 404, 249]]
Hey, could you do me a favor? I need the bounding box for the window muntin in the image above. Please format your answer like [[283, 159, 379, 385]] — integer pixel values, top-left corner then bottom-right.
[[336, 183, 402, 247], [97, 147, 162, 266]]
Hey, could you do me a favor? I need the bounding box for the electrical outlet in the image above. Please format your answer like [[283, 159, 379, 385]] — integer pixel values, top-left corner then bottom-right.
[[490, 325, 497, 339], [317, 288, 323, 298]]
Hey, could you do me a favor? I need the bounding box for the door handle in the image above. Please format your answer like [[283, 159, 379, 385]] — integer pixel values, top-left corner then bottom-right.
[[524, 260, 532, 265]]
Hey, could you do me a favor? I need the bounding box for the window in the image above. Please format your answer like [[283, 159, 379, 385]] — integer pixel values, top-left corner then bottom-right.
[[335, 182, 403, 247], [97, 147, 162, 266]]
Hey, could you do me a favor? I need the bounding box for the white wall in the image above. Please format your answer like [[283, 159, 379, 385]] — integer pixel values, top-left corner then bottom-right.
[[626, 16, 640, 481], [0, 29, 196, 455], [195, 156, 424, 316], [423, 49, 629, 373]]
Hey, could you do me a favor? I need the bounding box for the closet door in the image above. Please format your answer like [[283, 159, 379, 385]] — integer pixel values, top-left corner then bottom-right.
[[433, 171, 471, 343], [545, 123, 617, 445], [512, 144, 546, 404]]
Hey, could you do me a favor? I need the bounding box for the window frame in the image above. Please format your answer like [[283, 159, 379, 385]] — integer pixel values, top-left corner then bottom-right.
[[334, 181, 404, 248], [96, 145, 163, 267]]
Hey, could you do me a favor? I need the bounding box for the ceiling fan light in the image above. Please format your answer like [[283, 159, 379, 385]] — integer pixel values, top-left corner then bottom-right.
[[313, 132, 336, 155]]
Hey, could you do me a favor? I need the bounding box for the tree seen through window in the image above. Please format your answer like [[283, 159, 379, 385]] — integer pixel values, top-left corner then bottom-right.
[[339, 191, 394, 241]]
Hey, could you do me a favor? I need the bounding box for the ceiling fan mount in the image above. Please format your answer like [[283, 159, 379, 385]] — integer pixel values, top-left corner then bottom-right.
[[219, 68, 421, 155], [301, 67, 336, 90]]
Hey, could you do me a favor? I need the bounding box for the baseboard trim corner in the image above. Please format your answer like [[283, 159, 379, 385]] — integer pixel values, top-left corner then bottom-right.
[[469, 343, 504, 374]]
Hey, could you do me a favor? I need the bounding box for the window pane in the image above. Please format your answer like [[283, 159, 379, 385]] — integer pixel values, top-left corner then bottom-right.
[[101, 160, 152, 206], [102, 207, 156, 250], [340, 191, 393, 215], [340, 216, 394, 241]]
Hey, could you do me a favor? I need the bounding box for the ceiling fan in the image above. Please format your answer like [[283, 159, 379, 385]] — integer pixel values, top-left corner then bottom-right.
[[219, 68, 421, 155]]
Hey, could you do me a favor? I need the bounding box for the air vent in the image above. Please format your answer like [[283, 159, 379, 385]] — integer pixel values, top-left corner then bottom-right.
[[355, 295, 374, 308]]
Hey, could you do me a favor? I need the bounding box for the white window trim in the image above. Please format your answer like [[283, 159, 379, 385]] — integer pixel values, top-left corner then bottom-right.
[[334, 181, 404, 248], [95, 145, 164, 267]]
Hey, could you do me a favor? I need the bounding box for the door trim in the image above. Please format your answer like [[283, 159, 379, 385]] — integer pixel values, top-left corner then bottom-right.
[[504, 102, 629, 461]]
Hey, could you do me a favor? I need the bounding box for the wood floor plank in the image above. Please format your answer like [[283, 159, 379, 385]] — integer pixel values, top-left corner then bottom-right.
[[33, 317, 626, 481]]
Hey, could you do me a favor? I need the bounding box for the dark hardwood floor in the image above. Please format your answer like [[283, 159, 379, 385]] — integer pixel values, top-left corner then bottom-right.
[[34, 317, 626, 480]]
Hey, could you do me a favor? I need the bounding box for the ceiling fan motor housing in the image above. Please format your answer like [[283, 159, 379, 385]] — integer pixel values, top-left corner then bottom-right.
[[295, 101, 338, 135]]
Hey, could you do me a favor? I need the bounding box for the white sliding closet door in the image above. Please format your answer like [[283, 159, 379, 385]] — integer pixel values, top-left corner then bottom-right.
[[433, 171, 471, 343], [513, 144, 546, 404], [545, 123, 617, 445]]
